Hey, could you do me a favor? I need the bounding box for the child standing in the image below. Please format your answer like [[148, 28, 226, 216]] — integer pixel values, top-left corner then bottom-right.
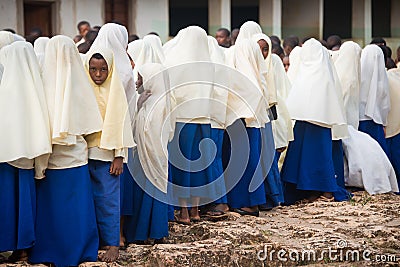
[[84, 47, 135, 262]]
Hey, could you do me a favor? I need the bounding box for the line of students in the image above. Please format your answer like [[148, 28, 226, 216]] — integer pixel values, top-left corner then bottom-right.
[[1, 20, 400, 266]]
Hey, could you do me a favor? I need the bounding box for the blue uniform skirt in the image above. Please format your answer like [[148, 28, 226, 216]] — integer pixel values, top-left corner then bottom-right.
[[263, 152, 284, 208], [0, 163, 35, 252], [281, 121, 338, 205], [224, 119, 266, 208], [124, 151, 168, 242], [387, 133, 400, 191], [359, 120, 389, 156], [29, 165, 98, 266], [169, 122, 227, 205], [121, 163, 134, 216], [332, 140, 352, 201]]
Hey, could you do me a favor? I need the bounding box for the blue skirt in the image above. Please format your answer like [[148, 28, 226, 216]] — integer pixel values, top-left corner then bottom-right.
[[224, 119, 266, 208], [387, 133, 400, 191], [169, 123, 227, 205], [263, 152, 284, 208], [281, 121, 338, 205], [0, 163, 35, 252], [29, 165, 98, 266], [359, 120, 389, 156], [124, 151, 168, 242], [332, 140, 352, 201], [121, 163, 134, 216]]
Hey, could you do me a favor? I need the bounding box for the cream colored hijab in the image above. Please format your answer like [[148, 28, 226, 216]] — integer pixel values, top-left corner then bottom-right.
[[386, 67, 400, 138], [235, 21, 262, 43], [42, 35, 102, 145], [286, 38, 346, 127], [229, 39, 269, 127], [334, 41, 362, 129], [270, 54, 294, 148], [90, 23, 136, 115], [33, 37, 49, 71], [207, 36, 229, 129], [287, 45, 302, 83], [84, 47, 135, 150], [252, 33, 277, 106], [0, 41, 51, 162], [359, 44, 390, 126], [164, 26, 214, 123], [143, 34, 165, 63], [135, 63, 173, 193], [0, 31, 25, 49]]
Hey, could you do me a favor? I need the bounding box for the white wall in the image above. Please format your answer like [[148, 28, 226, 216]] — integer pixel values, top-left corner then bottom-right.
[[132, 0, 169, 42], [59, 0, 104, 37], [0, 0, 22, 34]]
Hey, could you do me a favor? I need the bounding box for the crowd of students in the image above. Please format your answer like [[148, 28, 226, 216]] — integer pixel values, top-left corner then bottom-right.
[[0, 20, 399, 266]]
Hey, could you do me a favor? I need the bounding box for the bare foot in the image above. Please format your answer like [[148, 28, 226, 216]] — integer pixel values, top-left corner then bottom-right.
[[189, 207, 200, 222], [8, 250, 28, 262], [99, 246, 119, 262], [119, 235, 126, 247]]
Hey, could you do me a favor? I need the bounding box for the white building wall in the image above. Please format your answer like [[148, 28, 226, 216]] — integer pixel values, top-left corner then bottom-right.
[[59, 0, 104, 37], [0, 0, 22, 34], [131, 0, 169, 42]]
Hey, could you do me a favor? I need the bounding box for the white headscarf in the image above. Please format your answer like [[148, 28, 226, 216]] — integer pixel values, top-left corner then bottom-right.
[[228, 39, 269, 127], [343, 126, 399, 195], [334, 41, 362, 129], [42, 35, 103, 145], [127, 36, 165, 79], [286, 38, 346, 127], [359, 44, 390, 126], [287, 45, 302, 83], [135, 63, 173, 193], [270, 54, 294, 148], [84, 47, 135, 150], [0, 31, 25, 49], [207, 36, 229, 129], [252, 33, 277, 106], [164, 26, 214, 124], [90, 23, 136, 113], [33, 36, 49, 71], [235, 21, 262, 43], [386, 67, 400, 138], [143, 34, 165, 63], [0, 41, 51, 162], [207, 36, 225, 64]]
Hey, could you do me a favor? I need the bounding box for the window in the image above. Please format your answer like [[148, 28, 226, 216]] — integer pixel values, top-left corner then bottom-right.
[[323, 0, 352, 40], [169, 0, 208, 37], [372, 0, 391, 37], [231, 0, 259, 30]]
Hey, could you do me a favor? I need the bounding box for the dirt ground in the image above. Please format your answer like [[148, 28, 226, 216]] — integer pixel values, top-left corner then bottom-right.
[[1, 191, 399, 267]]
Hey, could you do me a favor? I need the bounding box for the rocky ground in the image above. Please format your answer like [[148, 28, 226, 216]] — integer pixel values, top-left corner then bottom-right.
[[1, 191, 399, 267]]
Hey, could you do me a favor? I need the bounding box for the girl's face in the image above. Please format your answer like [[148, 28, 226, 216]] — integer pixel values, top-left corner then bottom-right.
[[136, 73, 144, 94], [258, 39, 269, 59], [283, 56, 290, 72], [89, 57, 109, 85]]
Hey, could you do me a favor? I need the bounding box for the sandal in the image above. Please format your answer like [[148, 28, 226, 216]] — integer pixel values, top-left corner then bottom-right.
[[316, 195, 334, 202]]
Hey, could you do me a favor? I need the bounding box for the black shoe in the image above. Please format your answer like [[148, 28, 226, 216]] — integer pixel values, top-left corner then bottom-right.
[[232, 208, 259, 217], [259, 204, 273, 211]]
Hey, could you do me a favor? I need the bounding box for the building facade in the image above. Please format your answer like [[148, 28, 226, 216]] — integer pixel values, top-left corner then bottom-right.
[[0, 0, 399, 48]]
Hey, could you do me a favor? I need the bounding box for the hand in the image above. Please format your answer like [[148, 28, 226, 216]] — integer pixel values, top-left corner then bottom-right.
[[137, 90, 152, 110], [276, 147, 286, 153], [110, 157, 123, 176]]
